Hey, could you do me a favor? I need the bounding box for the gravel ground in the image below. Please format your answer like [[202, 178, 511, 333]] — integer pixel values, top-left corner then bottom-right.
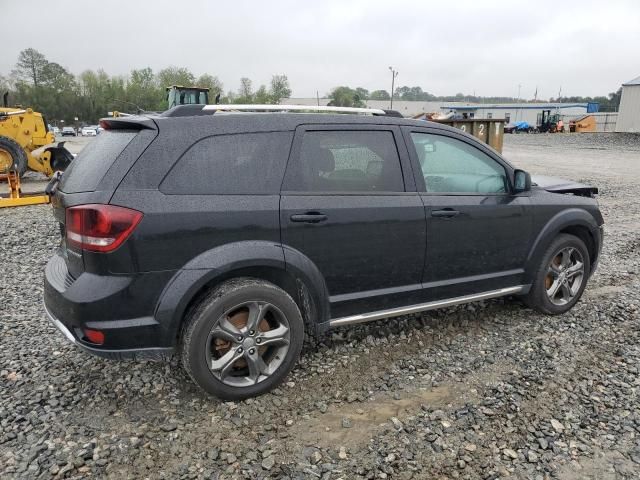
[[1, 133, 639, 479]]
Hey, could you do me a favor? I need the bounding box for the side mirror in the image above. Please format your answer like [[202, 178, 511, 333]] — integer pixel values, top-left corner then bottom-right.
[[514, 169, 531, 193]]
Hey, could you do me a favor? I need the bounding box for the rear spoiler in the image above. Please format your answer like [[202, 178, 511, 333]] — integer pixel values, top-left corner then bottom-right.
[[99, 116, 157, 130]]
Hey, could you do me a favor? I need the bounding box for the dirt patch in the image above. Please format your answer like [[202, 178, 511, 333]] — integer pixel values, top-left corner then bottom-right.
[[556, 449, 636, 480], [292, 385, 455, 448], [290, 358, 516, 450]]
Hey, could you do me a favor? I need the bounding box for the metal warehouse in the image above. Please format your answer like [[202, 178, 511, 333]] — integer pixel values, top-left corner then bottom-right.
[[616, 75, 640, 132], [284, 98, 606, 129], [439, 102, 599, 126]]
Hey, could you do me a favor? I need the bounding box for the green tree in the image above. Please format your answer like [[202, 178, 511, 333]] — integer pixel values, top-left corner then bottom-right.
[[393, 85, 436, 101], [355, 87, 369, 101], [327, 86, 365, 107], [607, 88, 622, 111], [196, 73, 223, 101], [157, 67, 196, 89], [127, 67, 160, 110], [41, 62, 76, 92], [370, 89, 390, 100], [269, 74, 291, 103], [254, 85, 271, 104]]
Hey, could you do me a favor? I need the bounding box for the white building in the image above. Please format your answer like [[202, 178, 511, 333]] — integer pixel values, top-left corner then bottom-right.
[[438, 102, 598, 126], [615, 75, 640, 132], [282, 98, 464, 115], [282, 98, 598, 127]]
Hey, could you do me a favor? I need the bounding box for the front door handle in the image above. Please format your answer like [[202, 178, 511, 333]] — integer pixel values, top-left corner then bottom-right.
[[431, 209, 460, 218], [290, 213, 328, 223]]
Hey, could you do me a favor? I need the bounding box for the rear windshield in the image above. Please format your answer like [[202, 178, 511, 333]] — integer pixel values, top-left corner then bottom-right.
[[59, 131, 137, 193]]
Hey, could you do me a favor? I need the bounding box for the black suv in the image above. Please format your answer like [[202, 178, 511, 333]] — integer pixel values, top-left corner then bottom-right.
[[44, 105, 604, 400]]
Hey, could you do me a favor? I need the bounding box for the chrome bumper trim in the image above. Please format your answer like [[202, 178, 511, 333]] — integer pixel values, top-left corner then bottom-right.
[[44, 303, 76, 344]]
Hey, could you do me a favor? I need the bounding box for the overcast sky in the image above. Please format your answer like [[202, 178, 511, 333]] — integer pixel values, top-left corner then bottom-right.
[[3, 0, 639, 99]]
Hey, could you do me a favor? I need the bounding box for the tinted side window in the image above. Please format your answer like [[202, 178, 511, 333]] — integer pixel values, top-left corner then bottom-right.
[[60, 131, 136, 193], [410, 132, 508, 194], [160, 132, 292, 194], [283, 130, 404, 192]]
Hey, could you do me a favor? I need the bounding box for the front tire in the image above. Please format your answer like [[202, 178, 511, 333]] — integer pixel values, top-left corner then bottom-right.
[[525, 234, 591, 315], [181, 278, 304, 400]]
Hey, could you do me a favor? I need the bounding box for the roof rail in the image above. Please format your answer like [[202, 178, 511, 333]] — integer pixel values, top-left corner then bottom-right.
[[201, 104, 387, 115]]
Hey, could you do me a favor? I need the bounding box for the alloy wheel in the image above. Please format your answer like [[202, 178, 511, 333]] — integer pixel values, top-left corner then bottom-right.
[[205, 301, 290, 387], [545, 247, 585, 306]]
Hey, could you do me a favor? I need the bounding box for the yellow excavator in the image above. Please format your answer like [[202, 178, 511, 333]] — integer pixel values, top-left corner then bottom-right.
[[1, 92, 74, 207], [110, 86, 212, 118]]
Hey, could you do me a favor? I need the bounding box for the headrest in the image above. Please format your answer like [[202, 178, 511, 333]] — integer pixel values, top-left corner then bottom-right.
[[315, 148, 335, 173]]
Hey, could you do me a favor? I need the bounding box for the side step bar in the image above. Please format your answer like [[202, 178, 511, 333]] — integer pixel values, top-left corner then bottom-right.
[[329, 286, 525, 328]]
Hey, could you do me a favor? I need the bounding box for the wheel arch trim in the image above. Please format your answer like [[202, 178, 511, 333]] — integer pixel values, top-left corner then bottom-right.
[[154, 241, 330, 344], [525, 208, 600, 278]]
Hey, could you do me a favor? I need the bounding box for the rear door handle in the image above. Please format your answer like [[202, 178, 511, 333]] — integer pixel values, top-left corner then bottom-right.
[[431, 209, 460, 218], [290, 213, 328, 223]]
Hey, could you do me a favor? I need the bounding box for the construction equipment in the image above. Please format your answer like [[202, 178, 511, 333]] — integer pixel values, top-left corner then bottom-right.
[[537, 109, 565, 133], [107, 86, 212, 118], [1, 93, 74, 207], [0, 171, 50, 208], [0, 94, 74, 177], [166, 85, 210, 109]]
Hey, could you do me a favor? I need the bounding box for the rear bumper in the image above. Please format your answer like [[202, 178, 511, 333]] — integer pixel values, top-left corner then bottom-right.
[[44, 303, 173, 360], [43, 248, 176, 359]]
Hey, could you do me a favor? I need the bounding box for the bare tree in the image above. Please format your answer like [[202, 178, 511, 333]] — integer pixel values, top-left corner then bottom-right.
[[238, 77, 253, 100], [13, 48, 49, 88]]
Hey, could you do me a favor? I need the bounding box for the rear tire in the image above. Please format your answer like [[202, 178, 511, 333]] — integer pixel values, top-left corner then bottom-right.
[[0, 136, 28, 177], [525, 234, 590, 315], [181, 278, 304, 400]]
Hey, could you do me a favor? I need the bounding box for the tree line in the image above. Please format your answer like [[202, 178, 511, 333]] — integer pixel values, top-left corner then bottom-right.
[[1, 48, 622, 124], [1, 48, 292, 124]]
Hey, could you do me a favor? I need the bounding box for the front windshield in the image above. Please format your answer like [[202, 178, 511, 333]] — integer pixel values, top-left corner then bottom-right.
[[179, 90, 208, 105]]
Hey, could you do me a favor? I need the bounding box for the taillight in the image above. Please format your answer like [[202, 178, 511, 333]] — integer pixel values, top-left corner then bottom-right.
[[65, 204, 143, 252]]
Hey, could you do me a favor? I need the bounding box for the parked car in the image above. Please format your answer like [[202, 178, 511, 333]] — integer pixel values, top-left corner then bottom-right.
[[52, 126, 61, 135], [81, 126, 97, 136], [44, 105, 604, 400], [61, 127, 76, 137], [504, 121, 533, 134]]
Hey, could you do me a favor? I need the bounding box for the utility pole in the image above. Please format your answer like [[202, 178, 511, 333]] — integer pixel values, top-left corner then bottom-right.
[[516, 84, 522, 121], [388, 66, 398, 109]]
